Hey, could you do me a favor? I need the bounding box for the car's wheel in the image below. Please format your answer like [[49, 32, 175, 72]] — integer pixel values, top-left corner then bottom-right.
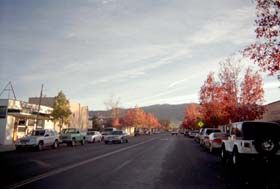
[[105, 141, 108, 144], [53, 140, 59, 149], [92, 138, 95, 143], [71, 139, 76, 146], [81, 138, 85, 145], [126, 139, 128, 143], [220, 145, 227, 165], [37, 142, 44, 151]]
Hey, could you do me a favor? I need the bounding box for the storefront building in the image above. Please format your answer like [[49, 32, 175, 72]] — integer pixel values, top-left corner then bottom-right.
[[261, 100, 280, 123], [0, 99, 53, 145], [29, 97, 89, 131]]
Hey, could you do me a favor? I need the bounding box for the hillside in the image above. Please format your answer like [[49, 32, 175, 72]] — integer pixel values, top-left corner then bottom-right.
[[89, 103, 198, 125]]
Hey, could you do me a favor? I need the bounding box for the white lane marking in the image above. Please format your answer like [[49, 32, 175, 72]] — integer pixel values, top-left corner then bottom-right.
[[6, 138, 157, 189], [111, 159, 132, 173]]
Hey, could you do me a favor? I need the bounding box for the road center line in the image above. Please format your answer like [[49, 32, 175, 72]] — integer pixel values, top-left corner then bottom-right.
[[6, 137, 158, 189]]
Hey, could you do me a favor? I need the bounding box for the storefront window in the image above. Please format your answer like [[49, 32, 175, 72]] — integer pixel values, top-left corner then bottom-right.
[[0, 106, 7, 118], [28, 119, 35, 126]]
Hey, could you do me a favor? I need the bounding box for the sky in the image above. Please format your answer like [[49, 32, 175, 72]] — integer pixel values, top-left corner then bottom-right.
[[0, 0, 279, 110]]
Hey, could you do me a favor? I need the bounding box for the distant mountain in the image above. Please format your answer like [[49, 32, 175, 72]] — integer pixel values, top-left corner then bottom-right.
[[89, 103, 198, 125]]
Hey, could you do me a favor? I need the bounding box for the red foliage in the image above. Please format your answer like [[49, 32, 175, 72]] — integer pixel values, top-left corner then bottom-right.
[[238, 68, 265, 120], [199, 62, 265, 126], [123, 107, 160, 129], [244, 0, 280, 74], [199, 73, 227, 127], [182, 104, 201, 129]]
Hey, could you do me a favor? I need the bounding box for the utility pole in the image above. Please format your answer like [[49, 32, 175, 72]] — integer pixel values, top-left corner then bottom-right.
[[0, 81, 16, 100], [34, 84, 44, 130]]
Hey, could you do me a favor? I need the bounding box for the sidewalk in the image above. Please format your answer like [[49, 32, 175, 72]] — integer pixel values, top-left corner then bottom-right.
[[0, 144, 15, 152]]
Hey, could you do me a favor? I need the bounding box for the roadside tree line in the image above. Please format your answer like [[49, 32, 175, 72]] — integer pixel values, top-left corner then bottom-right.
[[183, 0, 280, 129], [182, 59, 265, 129]]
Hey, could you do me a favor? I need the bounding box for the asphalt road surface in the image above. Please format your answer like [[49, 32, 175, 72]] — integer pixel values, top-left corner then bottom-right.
[[1, 134, 280, 189]]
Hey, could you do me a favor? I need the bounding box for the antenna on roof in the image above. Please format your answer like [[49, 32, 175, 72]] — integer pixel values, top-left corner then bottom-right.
[[0, 81, 17, 100]]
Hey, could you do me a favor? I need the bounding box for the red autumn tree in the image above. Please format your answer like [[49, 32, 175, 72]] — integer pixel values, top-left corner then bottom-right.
[[182, 104, 202, 129], [112, 117, 121, 128], [123, 107, 146, 128], [199, 73, 227, 127], [218, 58, 241, 122], [199, 58, 265, 126], [238, 68, 265, 121], [244, 0, 280, 74], [146, 113, 160, 129]]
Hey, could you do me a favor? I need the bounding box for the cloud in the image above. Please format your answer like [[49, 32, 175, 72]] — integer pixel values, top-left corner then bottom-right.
[[89, 47, 192, 86], [190, 6, 255, 46]]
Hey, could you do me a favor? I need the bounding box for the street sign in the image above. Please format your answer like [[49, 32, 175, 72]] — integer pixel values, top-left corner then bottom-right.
[[197, 121, 204, 128]]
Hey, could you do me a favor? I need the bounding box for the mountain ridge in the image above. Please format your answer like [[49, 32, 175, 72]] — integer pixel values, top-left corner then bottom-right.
[[89, 103, 198, 125]]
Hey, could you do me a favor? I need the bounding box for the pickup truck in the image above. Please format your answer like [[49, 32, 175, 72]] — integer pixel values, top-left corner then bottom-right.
[[60, 128, 86, 146], [15, 129, 60, 151]]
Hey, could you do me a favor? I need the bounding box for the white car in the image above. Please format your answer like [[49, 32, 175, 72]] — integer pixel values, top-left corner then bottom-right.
[[86, 131, 102, 143], [200, 128, 221, 146], [220, 121, 280, 166], [204, 132, 228, 153], [15, 129, 60, 151], [104, 130, 128, 144]]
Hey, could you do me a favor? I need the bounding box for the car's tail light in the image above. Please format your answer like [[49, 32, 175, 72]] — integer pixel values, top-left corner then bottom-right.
[[213, 139, 222, 144]]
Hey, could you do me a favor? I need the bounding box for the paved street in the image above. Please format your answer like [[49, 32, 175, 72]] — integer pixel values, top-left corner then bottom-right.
[[1, 134, 280, 189]]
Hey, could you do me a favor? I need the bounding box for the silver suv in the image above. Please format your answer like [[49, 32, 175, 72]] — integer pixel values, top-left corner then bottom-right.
[[16, 129, 60, 151], [220, 121, 280, 166]]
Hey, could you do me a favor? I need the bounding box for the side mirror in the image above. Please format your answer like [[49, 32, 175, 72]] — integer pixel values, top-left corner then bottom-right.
[[77, 131, 80, 134]]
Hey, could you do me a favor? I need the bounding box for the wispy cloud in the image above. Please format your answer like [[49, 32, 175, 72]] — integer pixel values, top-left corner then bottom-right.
[[89, 47, 192, 86], [190, 6, 255, 46]]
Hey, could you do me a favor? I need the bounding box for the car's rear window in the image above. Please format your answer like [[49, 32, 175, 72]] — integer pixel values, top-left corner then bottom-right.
[[206, 129, 221, 135], [213, 133, 227, 138], [242, 122, 280, 140]]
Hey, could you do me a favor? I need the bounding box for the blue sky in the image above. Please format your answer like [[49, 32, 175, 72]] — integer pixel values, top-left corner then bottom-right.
[[0, 0, 279, 110]]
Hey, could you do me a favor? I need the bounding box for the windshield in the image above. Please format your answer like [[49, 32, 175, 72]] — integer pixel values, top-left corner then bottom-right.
[[31, 130, 45, 136], [87, 131, 95, 135]]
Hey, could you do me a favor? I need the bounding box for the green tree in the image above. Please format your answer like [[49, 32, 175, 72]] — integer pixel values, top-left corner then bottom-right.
[[51, 91, 72, 132], [91, 115, 102, 131]]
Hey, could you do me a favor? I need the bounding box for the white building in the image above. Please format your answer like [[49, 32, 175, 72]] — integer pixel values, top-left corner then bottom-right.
[[0, 99, 53, 145]]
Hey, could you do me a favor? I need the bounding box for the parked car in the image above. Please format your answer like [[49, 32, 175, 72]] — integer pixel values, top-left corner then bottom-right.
[[204, 132, 228, 153], [220, 121, 280, 166], [200, 128, 221, 146], [15, 129, 60, 151], [171, 130, 179, 136], [86, 131, 102, 143], [187, 130, 199, 138], [104, 130, 128, 144], [194, 128, 204, 143], [60, 128, 86, 146], [101, 127, 117, 139]]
